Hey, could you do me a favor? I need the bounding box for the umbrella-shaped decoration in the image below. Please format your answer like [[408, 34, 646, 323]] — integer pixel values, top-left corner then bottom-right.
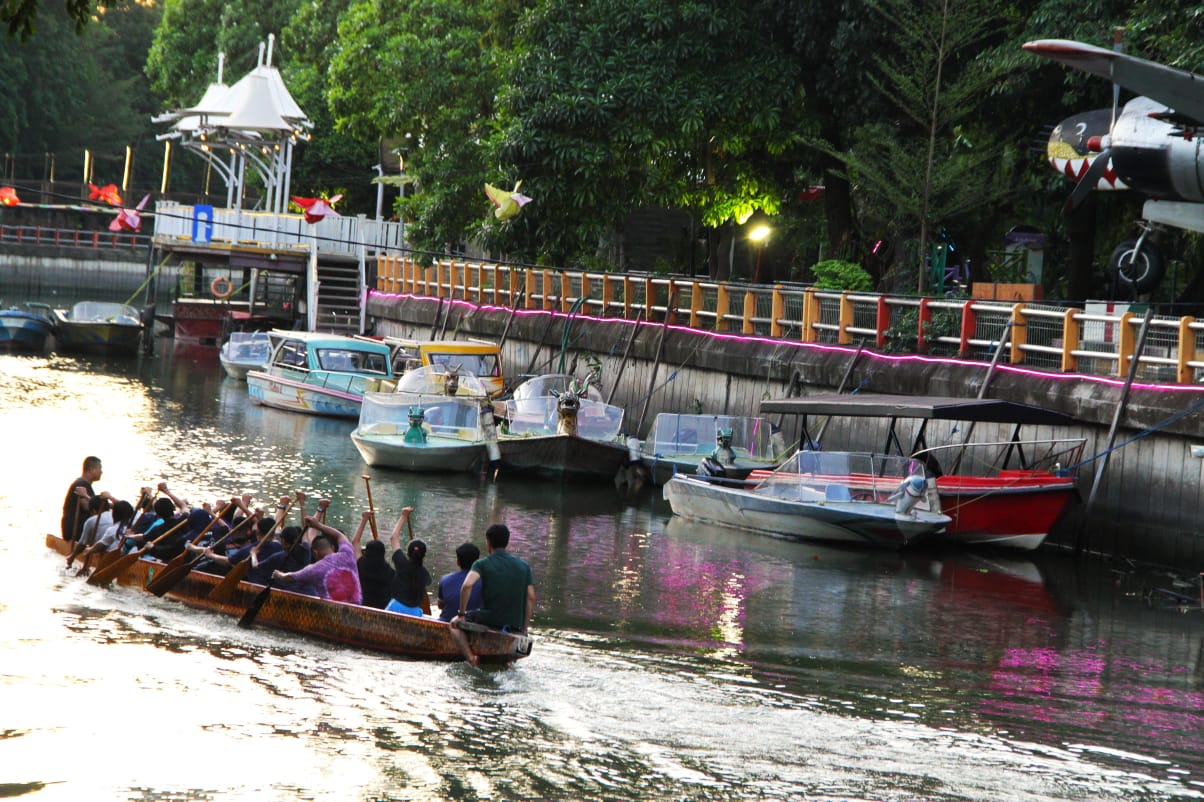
[[89, 183, 123, 207], [484, 181, 532, 221], [0, 186, 20, 206], [291, 194, 343, 224], [109, 194, 151, 233]]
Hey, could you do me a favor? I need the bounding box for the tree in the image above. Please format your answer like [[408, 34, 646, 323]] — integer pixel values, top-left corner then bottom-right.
[[487, 0, 804, 269]]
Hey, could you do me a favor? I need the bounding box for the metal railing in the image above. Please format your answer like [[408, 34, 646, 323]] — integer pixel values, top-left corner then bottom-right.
[[0, 224, 149, 251], [375, 255, 1204, 386]]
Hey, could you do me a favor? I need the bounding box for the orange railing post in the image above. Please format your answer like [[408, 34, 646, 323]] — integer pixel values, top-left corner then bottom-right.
[[770, 286, 784, 338], [1060, 307, 1080, 373], [837, 292, 853, 345], [958, 299, 976, 358], [1117, 311, 1136, 377], [801, 288, 819, 343], [917, 298, 932, 354], [1177, 316, 1196, 384], [1009, 303, 1028, 364]]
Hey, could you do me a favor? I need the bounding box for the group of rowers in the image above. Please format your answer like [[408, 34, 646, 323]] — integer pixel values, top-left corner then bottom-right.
[[59, 456, 535, 665]]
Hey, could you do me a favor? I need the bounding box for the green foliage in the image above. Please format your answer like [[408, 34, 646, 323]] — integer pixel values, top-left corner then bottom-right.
[[810, 259, 874, 292], [883, 306, 961, 354]]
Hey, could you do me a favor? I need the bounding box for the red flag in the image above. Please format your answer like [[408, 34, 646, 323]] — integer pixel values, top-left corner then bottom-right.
[[109, 194, 151, 233]]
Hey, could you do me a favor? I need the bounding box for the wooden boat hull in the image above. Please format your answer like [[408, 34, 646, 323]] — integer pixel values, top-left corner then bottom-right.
[[247, 370, 363, 418], [0, 310, 53, 351], [935, 472, 1078, 550], [351, 431, 486, 472], [46, 535, 532, 663], [498, 434, 632, 479], [663, 475, 950, 547]]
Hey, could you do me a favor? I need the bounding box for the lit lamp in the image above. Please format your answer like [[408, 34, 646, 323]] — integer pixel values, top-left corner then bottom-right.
[[749, 225, 771, 283]]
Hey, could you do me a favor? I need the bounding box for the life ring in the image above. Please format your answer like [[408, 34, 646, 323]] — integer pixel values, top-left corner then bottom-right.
[[210, 276, 234, 300]]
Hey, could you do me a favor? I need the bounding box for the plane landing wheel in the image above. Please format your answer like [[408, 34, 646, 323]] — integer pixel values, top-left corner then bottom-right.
[[1110, 239, 1165, 294]]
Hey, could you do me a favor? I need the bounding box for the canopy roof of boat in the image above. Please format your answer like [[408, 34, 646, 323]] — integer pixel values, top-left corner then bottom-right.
[[760, 394, 1076, 426]]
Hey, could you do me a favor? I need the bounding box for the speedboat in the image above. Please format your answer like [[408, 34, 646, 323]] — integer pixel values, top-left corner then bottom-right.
[[218, 331, 271, 380], [495, 374, 632, 480], [351, 388, 492, 472], [246, 331, 394, 418], [0, 303, 54, 352], [639, 412, 789, 484], [47, 300, 145, 354], [663, 450, 951, 548], [759, 394, 1085, 551]]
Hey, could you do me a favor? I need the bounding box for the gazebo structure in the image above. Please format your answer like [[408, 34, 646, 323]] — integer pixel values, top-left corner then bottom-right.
[[153, 34, 311, 213]]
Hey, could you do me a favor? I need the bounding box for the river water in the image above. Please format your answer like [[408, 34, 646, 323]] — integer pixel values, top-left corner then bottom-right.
[[1, 343, 1202, 802]]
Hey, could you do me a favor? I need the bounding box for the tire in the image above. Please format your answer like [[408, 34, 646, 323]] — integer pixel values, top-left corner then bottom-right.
[[1109, 239, 1165, 294]]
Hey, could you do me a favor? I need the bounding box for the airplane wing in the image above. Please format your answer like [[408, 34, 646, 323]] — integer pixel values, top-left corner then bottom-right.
[[1023, 39, 1204, 126]]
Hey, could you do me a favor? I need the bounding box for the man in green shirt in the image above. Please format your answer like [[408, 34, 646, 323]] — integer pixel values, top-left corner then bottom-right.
[[450, 523, 535, 666]]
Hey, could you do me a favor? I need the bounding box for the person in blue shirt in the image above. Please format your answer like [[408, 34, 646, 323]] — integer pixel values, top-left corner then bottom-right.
[[436, 542, 482, 622]]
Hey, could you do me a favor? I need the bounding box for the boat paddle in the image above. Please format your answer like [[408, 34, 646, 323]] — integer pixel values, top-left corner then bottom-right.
[[362, 475, 380, 540], [145, 510, 259, 597], [153, 500, 235, 580], [86, 516, 190, 588], [238, 499, 328, 629], [207, 496, 297, 604]]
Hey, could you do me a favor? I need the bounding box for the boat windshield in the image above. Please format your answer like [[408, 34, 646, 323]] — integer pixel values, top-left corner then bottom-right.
[[512, 374, 603, 403], [643, 413, 778, 458], [425, 350, 500, 377], [502, 395, 624, 440], [315, 348, 390, 375], [756, 451, 925, 500], [394, 365, 489, 397], [224, 332, 270, 360], [358, 392, 485, 440], [70, 301, 141, 325]]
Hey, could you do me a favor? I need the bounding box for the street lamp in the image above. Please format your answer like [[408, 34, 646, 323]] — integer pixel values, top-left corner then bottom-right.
[[749, 225, 771, 283]]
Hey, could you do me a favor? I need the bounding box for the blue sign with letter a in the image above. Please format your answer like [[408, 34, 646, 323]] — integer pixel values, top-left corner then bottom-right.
[[192, 205, 214, 243]]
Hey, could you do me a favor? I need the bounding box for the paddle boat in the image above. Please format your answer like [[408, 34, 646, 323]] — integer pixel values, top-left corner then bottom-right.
[[639, 413, 789, 484], [663, 450, 952, 548], [218, 331, 271, 380], [44, 534, 531, 664], [0, 303, 54, 352], [246, 331, 394, 419], [495, 374, 633, 480], [45, 300, 145, 354], [351, 372, 494, 472], [759, 394, 1086, 551]]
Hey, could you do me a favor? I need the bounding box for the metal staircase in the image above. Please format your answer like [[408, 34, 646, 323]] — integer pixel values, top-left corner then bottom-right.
[[313, 259, 362, 335]]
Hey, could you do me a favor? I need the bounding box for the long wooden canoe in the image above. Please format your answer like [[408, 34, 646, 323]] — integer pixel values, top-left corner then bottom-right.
[[47, 535, 532, 664]]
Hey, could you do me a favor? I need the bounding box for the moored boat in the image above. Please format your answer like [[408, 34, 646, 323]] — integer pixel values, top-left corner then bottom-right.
[[47, 300, 145, 354], [218, 331, 271, 380], [639, 412, 789, 484], [246, 330, 394, 418], [45, 534, 532, 664], [0, 303, 54, 352], [351, 383, 492, 472], [496, 374, 632, 480], [760, 394, 1085, 551], [663, 450, 952, 547]]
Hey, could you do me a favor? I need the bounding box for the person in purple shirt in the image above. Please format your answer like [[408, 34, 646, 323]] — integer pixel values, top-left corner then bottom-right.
[[272, 516, 362, 604]]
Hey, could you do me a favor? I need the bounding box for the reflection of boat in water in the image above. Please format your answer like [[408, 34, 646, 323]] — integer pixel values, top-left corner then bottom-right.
[[45, 300, 145, 354], [639, 413, 788, 484], [0, 303, 54, 352], [761, 394, 1085, 551], [219, 332, 270, 380], [246, 331, 394, 419], [45, 535, 532, 664], [664, 451, 951, 548], [496, 374, 632, 480]]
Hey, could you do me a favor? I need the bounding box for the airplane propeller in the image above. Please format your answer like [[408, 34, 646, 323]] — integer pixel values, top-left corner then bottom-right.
[[1063, 142, 1112, 213]]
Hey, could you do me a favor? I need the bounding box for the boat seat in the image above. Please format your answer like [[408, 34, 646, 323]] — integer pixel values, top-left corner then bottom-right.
[[824, 485, 852, 502]]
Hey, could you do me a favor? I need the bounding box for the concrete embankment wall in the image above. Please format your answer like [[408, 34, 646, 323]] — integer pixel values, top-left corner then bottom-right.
[[0, 245, 148, 299], [369, 292, 1204, 570]]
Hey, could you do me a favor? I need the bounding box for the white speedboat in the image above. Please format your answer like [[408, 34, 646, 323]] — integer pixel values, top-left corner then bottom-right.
[[218, 332, 270, 380], [351, 390, 491, 472], [663, 451, 951, 548]]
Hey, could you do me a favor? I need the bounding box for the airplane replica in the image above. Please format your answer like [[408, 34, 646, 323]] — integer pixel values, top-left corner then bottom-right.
[[1026, 38, 1204, 294]]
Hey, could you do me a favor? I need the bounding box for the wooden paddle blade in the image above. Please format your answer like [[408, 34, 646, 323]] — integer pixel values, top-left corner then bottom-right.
[[206, 559, 250, 603], [144, 558, 199, 597], [86, 549, 142, 587], [237, 581, 274, 628]]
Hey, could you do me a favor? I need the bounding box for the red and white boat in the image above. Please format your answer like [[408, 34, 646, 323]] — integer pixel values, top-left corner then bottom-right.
[[759, 394, 1085, 551]]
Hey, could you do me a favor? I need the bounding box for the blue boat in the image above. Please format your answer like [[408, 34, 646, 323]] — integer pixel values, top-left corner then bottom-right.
[[0, 303, 54, 352], [246, 330, 395, 419]]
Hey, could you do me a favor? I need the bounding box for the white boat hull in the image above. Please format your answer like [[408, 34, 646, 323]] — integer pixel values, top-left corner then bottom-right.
[[351, 431, 486, 472], [247, 371, 362, 419], [663, 475, 950, 547]]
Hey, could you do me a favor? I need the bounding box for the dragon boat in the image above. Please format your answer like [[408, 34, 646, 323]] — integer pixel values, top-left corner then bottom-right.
[[46, 534, 532, 664]]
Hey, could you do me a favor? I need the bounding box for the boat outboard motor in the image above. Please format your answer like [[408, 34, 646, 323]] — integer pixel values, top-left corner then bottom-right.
[[480, 401, 502, 477], [889, 475, 926, 516], [697, 457, 727, 479]]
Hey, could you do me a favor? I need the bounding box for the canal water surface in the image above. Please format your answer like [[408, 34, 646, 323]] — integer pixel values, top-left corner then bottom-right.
[[0, 344, 1201, 801]]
